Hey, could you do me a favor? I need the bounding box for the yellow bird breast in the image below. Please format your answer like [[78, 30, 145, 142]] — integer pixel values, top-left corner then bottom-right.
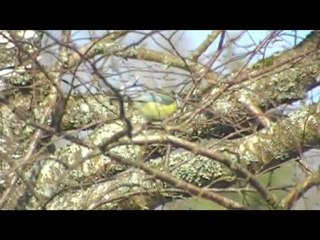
[[138, 102, 177, 121]]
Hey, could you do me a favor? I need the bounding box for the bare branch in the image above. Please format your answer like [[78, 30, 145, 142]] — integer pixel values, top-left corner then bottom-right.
[[190, 30, 222, 61], [282, 171, 320, 209]]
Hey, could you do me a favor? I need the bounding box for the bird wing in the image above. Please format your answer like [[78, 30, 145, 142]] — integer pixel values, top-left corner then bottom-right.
[[134, 92, 174, 105]]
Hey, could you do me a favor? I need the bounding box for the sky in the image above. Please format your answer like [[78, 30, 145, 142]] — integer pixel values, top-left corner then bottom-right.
[[176, 30, 318, 105], [178, 31, 318, 104], [69, 30, 318, 103], [73, 30, 312, 55]]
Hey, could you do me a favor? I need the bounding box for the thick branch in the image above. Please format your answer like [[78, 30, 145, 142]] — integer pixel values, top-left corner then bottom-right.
[[282, 171, 320, 209], [190, 30, 222, 61]]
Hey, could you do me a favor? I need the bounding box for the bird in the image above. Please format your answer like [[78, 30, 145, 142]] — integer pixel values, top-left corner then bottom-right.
[[131, 91, 178, 122]]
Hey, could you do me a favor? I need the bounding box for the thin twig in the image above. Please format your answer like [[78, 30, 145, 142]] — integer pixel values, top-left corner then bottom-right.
[[0, 174, 18, 209]]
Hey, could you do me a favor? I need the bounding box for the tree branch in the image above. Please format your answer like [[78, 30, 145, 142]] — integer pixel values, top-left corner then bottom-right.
[[190, 30, 222, 61], [282, 171, 320, 209]]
